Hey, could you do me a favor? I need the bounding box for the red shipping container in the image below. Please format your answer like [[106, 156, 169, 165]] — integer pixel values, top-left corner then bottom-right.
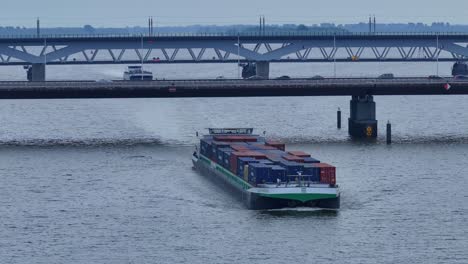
[[265, 140, 286, 151], [287, 151, 311, 158], [230, 145, 250, 151], [282, 155, 305, 162], [311, 163, 336, 185]]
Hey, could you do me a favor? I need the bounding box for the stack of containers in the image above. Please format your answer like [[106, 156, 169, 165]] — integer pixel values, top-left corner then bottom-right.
[[303, 157, 320, 163], [230, 151, 267, 175], [218, 147, 234, 169], [200, 135, 335, 186], [200, 138, 213, 159], [287, 151, 311, 157], [270, 166, 287, 182], [211, 141, 230, 161], [237, 157, 258, 177], [278, 160, 304, 180]]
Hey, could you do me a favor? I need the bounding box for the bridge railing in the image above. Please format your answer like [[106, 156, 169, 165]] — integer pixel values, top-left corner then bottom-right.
[[1, 31, 468, 40]]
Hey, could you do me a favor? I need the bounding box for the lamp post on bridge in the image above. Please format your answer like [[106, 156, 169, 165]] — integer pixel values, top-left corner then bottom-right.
[[237, 33, 241, 79], [141, 34, 144, 80], [333, 34, 337, 78], [436, 34, 439, 76]]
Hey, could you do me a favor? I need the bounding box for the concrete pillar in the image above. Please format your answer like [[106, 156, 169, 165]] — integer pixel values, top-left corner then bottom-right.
[[348, 95, 377, 138], [255, 61, 270, 79], [29, 63, 46, 81]]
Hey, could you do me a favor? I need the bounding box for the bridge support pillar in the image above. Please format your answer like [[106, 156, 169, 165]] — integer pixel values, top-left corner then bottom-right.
[[27, 63, 46, 81], [348, 95, 377, 138], [255, 61, 270, 79]]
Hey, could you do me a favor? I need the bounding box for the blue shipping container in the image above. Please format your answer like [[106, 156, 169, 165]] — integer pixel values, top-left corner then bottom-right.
[[257, 159, 275, 165], [218, 147, 233, 168], [237, 157, 258, 177], [303, 157, 320, 163], [248, 163, 272, 184], [277, 161, 304, 181], [270, 166, 287, 182], [303, 164, 320, 182]]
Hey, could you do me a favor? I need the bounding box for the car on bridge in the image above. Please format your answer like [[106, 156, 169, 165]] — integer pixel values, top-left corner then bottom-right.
[[309, 75, 325, 80], [378, 73, 395, 79], [454, 75, 468, 80]]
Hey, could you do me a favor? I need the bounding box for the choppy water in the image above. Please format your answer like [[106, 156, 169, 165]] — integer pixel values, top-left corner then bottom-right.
[[1, 63, 468, 264]]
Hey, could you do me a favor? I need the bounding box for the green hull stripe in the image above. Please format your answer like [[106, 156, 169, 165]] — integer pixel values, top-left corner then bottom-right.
[[199, 155, 252, 190], [259, 193, 337, 203]]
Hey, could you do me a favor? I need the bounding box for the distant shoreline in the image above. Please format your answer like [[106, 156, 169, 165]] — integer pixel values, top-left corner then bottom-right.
[[1, 22, 468, 35]]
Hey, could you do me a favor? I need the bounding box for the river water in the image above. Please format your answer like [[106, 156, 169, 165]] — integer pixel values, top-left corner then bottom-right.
[[0, 62, 467, 264]]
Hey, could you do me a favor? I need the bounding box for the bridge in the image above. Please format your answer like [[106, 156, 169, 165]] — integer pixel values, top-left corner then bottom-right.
[[1, 32, 468, 81], [1, 78, 467, 139]]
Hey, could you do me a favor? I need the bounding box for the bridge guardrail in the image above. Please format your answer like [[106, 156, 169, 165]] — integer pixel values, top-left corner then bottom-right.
[[1, 31, 468, 40]]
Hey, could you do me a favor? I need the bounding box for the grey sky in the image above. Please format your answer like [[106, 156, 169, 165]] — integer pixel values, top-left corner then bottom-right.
[[2, 0, 468, 27]]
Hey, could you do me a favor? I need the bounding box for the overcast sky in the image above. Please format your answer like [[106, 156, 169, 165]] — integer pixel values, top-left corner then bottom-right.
[[1, 0, 468, 27]]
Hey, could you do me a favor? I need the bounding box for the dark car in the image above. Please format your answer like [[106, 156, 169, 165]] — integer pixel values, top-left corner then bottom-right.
[[309, 75, 325, 80], [454, 75, 468, 80], [378, 73, 394, 79], [275, 75, 291, 80], [428, 75, 444, 80]]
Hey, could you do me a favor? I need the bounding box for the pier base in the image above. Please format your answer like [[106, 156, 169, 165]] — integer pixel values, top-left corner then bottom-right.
[[255, 61, 270, 79], [27, 63, 46, 81], [348, 95, 377, 138]]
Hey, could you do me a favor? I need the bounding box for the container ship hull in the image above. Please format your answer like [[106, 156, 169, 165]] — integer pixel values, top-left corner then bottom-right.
[[193, 154, 340, 210]]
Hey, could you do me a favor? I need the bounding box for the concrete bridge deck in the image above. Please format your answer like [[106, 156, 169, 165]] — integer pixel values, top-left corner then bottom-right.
[[0, 78, 467, 99]]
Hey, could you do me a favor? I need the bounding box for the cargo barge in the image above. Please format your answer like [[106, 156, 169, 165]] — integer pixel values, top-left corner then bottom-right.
[[192, 128, 340, 210]]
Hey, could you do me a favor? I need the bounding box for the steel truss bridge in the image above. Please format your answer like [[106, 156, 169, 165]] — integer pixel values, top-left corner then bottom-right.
[[1, 32, 468, 65]]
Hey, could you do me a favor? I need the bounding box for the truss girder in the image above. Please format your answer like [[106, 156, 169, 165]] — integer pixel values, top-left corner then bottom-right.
[[0, 37, 468, 64]]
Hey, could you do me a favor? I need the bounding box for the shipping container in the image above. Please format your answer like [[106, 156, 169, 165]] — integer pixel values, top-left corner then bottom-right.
[[311, 163, 336, 185], [287, 151, 311, 157], [248, 163, 272, 184], [230, 144, 250, 151], [200, 138, 213, 158], [211, 141, 230, 161], [219, 148, 234, 169], [270, 166, 287, 182], [265, 155, 287, 165], [265, 140, 286, 151], [303, 157, 320, 163], [237, 157, 258, 177], [282, 155, 305, 162], [217, 147, 232, 165], [230, 151, 267, 175], [303, 164, 320, 182]]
